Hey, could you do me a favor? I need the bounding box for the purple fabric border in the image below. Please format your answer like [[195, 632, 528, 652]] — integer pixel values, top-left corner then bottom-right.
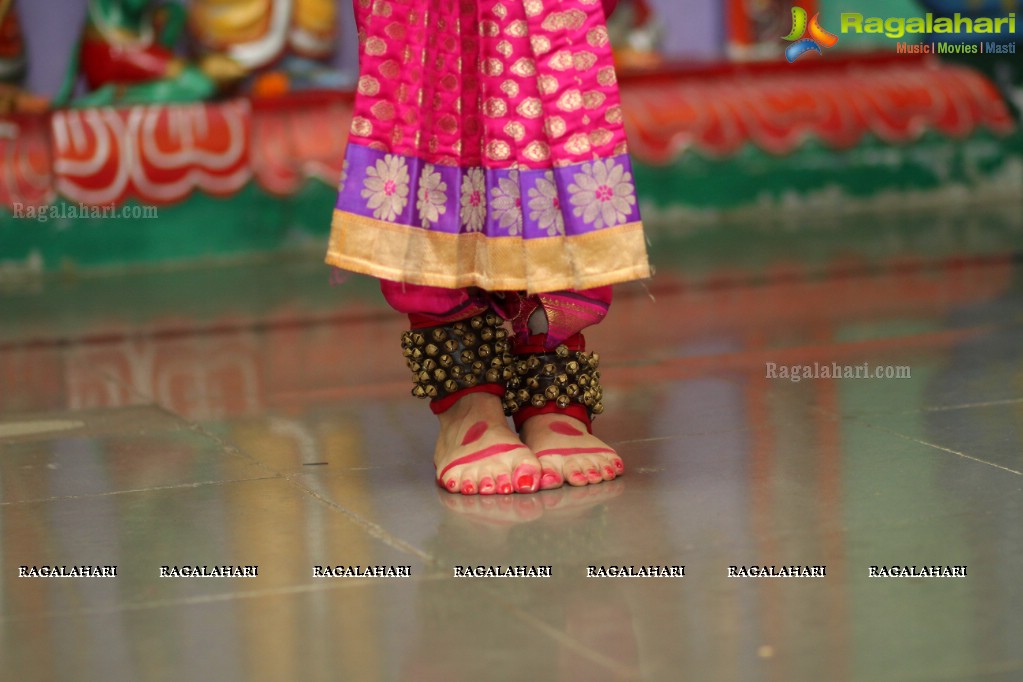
[[335, 144, 642, 240]]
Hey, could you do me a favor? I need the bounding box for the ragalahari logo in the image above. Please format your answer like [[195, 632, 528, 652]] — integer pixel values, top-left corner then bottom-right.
[[783, 7, 839, 62]]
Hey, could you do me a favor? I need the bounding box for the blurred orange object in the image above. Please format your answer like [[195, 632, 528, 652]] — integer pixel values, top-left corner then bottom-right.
[[252, 71, 291, 98]]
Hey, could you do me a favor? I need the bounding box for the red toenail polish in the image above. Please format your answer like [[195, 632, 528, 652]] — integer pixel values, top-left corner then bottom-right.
[[447, 479, 457, 490], [604, 466, 614, 476], [614, 460, 625, 470], [499, 483, 512, 494], [516, 475, 535, 490], [541, 474, 559, 487]]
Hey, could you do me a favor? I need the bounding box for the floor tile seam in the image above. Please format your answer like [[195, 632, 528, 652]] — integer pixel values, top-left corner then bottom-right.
[[611, 429, 755, 446], [0, 573, 452, 622], [277, 475, 435, 562], [138, 408, 433, 564], [143, 406, 435, 561], [856, 421, 1023, 476], [0, 475, 285, 507], [150, 404, 298, 479], [479, 582, 643, 680], [855, 396, 1023, 417]]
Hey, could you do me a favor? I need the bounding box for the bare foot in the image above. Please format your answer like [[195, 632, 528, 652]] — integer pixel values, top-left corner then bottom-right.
[[435, 392, 542, 495], [519, 414, 624, 490]]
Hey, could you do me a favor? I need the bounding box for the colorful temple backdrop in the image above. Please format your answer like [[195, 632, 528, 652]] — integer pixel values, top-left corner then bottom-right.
[[0, 0, 1020, 273]]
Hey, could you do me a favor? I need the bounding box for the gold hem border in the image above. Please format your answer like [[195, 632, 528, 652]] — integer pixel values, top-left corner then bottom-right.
[[325, 210, 651, 294]]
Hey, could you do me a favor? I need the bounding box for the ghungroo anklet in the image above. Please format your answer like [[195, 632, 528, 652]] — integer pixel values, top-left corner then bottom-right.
[[401, 314, 513, 401], [502, 344, 604, 418]]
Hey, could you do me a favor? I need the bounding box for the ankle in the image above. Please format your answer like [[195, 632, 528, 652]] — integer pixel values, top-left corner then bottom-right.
[[437, 391, 507, 428]]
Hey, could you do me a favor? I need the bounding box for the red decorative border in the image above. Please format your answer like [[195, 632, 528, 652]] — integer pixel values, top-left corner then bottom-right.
[[0, 57, 1015, 210]]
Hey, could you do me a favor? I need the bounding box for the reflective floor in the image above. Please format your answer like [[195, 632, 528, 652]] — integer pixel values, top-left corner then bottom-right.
[[2, 207, 1023, 681]]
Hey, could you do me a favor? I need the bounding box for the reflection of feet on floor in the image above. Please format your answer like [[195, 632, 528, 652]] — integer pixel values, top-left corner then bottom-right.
[[437, 476, 624, 527], [438, 489, 546, 526], [519, 414, 624, 489], [434, 392, 541, 495]]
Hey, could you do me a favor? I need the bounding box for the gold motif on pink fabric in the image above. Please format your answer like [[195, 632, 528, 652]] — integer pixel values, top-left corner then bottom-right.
[[510, 58, 537, 77], [358, 76, 381, 96], [557, 90, 584, 112], [385, 22, 406, 40], [538, 75, 559, 96], [504, 122, 526, 141], [597, 66, 617, 86], [586, 27, 609, 47], [565, 133, 592, 155], [343, 0, 630, 173], [483, 98, 509, 118], [371, 101, 396, 121], [530, 36, 552, 54], [484, 58, 504, 77], [548, 51, 574, 71], [523, 141, 551, 162], [584, 91, 606, 109], [574, 52, 598, 71], [589, 129, 613, 146], [352, 117, 373, 137], [542, 9, 586, 31], [546, 117, 568, 138], [506, 20, 528, 37], [487, 140, 512, 161], [517, 98, 543, 119]]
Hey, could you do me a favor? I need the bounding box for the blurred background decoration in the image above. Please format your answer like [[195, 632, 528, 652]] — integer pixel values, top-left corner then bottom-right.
[[0, 0, 1020, 277]]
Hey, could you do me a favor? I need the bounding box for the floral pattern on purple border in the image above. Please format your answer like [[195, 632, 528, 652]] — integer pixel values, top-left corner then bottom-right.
[[335, 144, 641, 239]]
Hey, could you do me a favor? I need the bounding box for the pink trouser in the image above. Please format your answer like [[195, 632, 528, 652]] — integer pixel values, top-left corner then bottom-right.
[[381, 281, 612, 351]]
